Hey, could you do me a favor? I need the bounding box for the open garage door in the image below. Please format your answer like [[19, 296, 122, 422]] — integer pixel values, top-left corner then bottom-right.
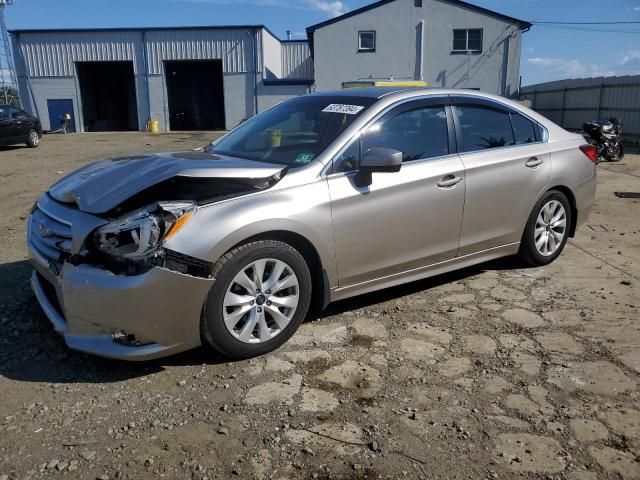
[[165, 60, 226, 131], [77, 61, 139, 132]]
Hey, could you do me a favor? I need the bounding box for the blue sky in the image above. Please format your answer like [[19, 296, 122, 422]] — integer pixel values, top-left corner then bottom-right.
[[5, 0, 640, 86]]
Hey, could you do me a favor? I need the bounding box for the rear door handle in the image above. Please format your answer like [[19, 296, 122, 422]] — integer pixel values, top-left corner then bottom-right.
[[437, 175, 463, 188], [525, 157, 544, 168]]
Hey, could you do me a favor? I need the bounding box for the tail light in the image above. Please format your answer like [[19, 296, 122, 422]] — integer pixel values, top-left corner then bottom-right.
[[579, 144, 599, 165]]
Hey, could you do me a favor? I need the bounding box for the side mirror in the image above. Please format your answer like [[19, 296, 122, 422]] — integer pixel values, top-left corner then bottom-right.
[[355, 148, 402, 187]]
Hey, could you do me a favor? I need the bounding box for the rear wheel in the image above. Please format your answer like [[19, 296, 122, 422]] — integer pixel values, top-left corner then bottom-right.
[[605, 142, 624, 162], [201, 240, 312, 359], [26, 129, 40, 148], [518, 190, 572, 266]]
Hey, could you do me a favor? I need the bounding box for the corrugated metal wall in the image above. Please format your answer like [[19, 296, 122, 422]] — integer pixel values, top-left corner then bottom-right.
[[145, 29, 255, 74], [16, 31, 140, 77], [282, 41, 314, 79], [15, 28, 259, 77], [520, 75, 640, 139]]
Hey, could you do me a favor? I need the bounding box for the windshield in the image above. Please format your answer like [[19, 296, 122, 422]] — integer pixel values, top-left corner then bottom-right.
[[208, 95, 376, 167]]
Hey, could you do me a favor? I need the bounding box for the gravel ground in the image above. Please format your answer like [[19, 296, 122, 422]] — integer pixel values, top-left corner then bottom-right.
[[0, 132, 639, 480]]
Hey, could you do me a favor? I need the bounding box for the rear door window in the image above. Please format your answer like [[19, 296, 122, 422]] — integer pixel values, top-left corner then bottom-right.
[[454, 105, 515, 153]]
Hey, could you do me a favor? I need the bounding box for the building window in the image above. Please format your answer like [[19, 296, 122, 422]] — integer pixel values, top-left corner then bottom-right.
[[358, 31, 376, 52], [414, 0, 422, 6], [452, 29, 483, 53]]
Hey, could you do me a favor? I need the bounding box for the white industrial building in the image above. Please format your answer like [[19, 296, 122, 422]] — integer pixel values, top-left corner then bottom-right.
[[11, 26, 313, 132], [10, 0, 530, 133]]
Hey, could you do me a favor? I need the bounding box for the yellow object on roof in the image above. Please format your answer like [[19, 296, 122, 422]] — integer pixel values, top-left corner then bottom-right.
[[342, 80, 428, 89]]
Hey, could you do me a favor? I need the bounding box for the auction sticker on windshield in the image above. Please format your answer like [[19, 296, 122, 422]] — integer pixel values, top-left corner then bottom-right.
[[322, 104, 365, 115], [295, 153, 316, 165]]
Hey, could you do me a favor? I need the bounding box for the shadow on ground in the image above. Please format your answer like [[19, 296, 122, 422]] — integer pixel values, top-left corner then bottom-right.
[[0, 256, 524, 385]]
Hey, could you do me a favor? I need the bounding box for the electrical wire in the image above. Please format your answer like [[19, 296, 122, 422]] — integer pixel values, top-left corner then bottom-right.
[[532, 21, 640, 25], [533, 24, 640, 34]]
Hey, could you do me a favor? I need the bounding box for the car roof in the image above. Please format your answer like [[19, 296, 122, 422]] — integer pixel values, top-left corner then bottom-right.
[[309, 87, 511, 100], [310, 87, 431, 99], [309, 87, 572, 138]]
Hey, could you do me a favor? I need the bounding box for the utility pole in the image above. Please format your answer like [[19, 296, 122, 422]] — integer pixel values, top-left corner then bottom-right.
[[0, 0, 19, 105]]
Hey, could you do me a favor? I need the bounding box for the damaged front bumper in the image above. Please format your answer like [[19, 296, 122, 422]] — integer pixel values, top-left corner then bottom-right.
[[27, 196, 214, 361]]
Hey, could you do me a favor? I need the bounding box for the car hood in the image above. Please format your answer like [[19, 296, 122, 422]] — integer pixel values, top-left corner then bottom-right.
[[48, 151, 286, 215]]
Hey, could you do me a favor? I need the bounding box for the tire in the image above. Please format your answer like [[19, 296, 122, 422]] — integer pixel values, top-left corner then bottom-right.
[[201, 240, 312, 359], [26, 129, 40, 148], [605, 142, 624, 162], [518, 190, 572, 267]]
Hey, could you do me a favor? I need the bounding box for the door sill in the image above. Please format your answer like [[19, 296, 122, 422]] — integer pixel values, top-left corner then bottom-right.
[[330, 242, 520, 303]]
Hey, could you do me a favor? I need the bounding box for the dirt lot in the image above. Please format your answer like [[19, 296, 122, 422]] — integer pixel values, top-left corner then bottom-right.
[[0, 132, 639, 480]]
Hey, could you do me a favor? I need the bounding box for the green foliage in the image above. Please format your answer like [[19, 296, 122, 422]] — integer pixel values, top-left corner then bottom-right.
[[0, 85, 20, 106]]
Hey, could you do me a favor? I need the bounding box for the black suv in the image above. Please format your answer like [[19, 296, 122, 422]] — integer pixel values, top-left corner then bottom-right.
[[0, 105, 42, 148]]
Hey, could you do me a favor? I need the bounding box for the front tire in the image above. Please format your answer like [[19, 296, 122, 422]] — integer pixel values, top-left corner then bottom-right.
[[26, 129, 40, 148], [201, 240, 312, 359], [518, 190, 572, 267]]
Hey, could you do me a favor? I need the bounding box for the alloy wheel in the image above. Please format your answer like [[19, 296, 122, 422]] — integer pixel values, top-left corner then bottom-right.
[[222, 258, 299, 343], [534, 200, 567, 257], [30, 130, 39, 146]]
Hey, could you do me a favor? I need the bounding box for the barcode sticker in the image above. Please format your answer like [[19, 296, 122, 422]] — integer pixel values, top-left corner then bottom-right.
[[322, 104, 365, 115]]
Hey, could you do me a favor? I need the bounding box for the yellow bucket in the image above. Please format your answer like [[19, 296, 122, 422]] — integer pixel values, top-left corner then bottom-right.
[[270, 129, 282, 148], [147, 120, 159, 134]]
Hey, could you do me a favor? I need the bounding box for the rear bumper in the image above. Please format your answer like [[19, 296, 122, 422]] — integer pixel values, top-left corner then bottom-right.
[[29, 248, 214, 361], [574, 166, 597, 231]]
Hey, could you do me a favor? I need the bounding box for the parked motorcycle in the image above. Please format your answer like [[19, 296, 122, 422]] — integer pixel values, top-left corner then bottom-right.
[[582, 117, 624, 162]]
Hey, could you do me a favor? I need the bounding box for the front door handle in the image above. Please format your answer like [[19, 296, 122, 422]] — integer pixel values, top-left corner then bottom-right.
[[437, 175, 463, 188], [525, 157, 544, 168]]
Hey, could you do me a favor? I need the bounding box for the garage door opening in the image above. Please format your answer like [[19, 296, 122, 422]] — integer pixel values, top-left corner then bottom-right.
[[77, 61, 139, 132], [165, 60, 226, 131]]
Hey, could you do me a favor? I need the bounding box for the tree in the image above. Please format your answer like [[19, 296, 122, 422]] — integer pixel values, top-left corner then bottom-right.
[[0, 85, 20, 106]]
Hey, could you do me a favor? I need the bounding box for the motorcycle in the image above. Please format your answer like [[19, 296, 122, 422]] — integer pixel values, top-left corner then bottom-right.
[[582, 117, 624, 162]]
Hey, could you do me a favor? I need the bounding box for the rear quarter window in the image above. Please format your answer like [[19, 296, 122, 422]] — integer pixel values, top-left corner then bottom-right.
[[511, 113, 539, 145]]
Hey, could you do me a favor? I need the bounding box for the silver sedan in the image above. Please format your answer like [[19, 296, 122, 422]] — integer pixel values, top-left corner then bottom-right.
[[27, 88, 597, 360]]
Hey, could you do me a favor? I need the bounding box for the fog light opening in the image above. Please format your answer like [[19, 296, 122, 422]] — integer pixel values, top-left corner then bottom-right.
[[112, 331, 146, 347]]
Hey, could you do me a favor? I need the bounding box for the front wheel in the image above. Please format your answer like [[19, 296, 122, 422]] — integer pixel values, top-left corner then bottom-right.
[[26, 129, 40, 148], [605, 142, 624, 162], [518, 190, 572, 267], [201, 240, 312, 359]]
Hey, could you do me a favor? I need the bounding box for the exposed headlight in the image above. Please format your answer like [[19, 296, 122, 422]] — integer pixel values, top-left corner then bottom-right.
[[92, 201, 195, 260]]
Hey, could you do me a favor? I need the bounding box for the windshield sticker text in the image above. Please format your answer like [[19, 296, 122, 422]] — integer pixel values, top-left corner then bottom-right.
[[322, 104, 365, 115]]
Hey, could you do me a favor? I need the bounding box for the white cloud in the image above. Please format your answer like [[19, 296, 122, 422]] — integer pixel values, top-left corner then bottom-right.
[[172, 0, 346, 17], [308, 0, 346, 17], [618, 50, 640, 67]]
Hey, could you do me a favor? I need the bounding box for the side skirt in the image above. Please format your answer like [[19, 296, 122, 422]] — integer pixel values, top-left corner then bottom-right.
[[329, 242, 521, 303]]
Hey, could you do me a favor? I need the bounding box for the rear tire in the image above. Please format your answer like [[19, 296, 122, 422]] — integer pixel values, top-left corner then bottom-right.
[[518, 190, 572, 267], [26, 129, 40, 148], [201, 240, 312, 359], [605, 142, 624, 162]]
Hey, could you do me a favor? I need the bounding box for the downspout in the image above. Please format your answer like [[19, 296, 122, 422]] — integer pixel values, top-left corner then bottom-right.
[[252, 28, 259, 116], [501, 34, 510, 97], [418, 20, 425, 81], [13, 33, 40, 118], [141, 30, 152, 127]]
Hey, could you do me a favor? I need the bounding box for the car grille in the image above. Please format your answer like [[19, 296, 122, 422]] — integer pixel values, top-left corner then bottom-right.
[[28, 204, 73, 265]]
